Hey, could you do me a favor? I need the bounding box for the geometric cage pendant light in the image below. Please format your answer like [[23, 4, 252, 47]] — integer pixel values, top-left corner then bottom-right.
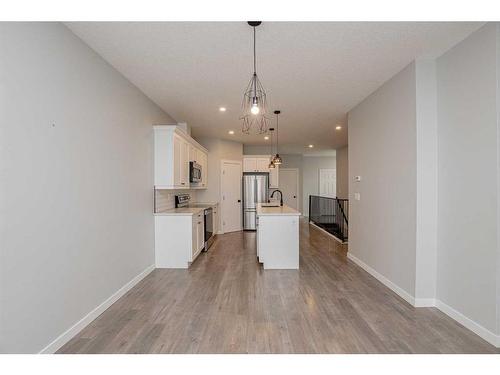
[[272, 110, 283, 165], [240, 21, 270, 134]]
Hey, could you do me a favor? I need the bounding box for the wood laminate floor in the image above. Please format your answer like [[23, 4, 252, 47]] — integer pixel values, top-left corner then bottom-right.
[[58, 220, 498, 354]]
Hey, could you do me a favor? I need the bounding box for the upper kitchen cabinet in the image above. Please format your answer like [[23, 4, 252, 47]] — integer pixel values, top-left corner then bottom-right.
[[198, 151, 208, 188], [243, 156, 271, 173], [243, 157, 257, 172], [243, 155, 279, 188], [154, 125, 209, 189]]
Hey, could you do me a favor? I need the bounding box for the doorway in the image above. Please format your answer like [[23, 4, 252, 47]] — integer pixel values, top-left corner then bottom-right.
[[278, 168, 300, 211], [319, 168, 336, 198], [220, 160, 242, 233]]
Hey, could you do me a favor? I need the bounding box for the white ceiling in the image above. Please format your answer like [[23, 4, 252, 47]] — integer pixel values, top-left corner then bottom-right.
[[67, 22, 483, 154]]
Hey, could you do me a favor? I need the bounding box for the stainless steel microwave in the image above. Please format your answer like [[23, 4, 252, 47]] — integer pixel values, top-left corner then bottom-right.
[[190, 161, 202, 183]]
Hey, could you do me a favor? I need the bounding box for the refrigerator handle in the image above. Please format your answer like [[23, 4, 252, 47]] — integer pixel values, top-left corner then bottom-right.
[[254, 179, 257, 207]]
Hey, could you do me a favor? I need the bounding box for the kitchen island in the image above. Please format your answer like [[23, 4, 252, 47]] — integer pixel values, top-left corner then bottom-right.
[[256, 203, 301, 269]]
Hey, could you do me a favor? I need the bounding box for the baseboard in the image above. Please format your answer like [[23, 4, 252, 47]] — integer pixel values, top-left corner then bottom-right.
[[434, 299, 500, 348], [39, 264, 155, 354], [347, 252, 415, 306], [414, 298, 436, 307], [309, 222, 347, 244], [346, 252, 499, 348]]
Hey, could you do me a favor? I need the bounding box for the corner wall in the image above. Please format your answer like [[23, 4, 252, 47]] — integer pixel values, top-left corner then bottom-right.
[[348, 23, 500, 347], [436, 23, 499, 336], [0, 23, 174, 353]]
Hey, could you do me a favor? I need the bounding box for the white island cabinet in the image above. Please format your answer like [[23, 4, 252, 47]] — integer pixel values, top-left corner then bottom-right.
[[256, 204, 301, 269]]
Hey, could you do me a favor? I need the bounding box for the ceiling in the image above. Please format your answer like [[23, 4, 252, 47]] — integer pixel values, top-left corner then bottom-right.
[[67, 22, 483, 154]]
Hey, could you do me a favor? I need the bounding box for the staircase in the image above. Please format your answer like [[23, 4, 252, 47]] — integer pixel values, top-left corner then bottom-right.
[[308, 195, 348, 243]]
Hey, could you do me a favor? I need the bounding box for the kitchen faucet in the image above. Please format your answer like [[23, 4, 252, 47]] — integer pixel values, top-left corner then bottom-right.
[[270, 190, 283, 206]]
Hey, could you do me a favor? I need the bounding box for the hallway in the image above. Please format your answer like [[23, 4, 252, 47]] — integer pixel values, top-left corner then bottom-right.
[[58, 221, 498, 354]]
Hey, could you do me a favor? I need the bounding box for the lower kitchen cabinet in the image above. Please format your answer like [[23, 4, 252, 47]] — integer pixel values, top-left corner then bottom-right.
[[155, 210, 205, 268]]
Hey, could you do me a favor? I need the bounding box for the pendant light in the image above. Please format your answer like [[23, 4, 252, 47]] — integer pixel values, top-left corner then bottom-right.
[[240, 21, 270, 134], [268, 127, 276, 169], [272, 110, 282, 165]]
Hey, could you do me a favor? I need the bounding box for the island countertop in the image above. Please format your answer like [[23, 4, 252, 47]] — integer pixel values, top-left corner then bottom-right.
[[256, 203, 301, 216]]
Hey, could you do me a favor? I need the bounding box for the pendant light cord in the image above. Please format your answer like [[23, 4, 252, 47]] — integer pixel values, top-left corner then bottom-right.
[[253, 26, 256, 74], [276, 113, 279, 154]]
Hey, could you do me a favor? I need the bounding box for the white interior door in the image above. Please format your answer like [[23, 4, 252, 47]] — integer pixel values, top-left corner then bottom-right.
[[221, 160, 242, 233], [278, 168, 299, 211], [319, 168, 336, 198]]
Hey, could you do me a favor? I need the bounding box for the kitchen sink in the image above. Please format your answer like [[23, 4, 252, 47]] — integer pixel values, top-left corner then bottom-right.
[[261, 202, 281, 207]]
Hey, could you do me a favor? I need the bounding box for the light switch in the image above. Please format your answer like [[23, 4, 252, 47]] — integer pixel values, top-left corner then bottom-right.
[[354, 193, 361, 201]]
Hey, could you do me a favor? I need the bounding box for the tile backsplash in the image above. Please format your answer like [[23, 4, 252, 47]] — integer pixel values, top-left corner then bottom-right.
[[154, 189, 197, 212]]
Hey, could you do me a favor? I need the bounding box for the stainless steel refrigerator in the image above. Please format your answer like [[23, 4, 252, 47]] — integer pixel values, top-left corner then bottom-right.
[[243, 173, 269, 230]]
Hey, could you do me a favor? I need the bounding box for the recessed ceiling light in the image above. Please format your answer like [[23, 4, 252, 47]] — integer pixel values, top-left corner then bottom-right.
[[219, 107, 227, 112], [308, 144, 314, 148], [228, 130, 235, 135], [336, 125, 342, 130], [264, 136, 269, 140]]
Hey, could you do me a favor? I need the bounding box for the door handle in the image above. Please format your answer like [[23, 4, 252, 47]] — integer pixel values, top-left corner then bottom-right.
[[237, 199, 241, 203]]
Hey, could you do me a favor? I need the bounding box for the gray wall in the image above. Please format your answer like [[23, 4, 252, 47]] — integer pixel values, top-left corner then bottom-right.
[[336, 146, 349, 199], [436, 24, 499, 333], [0, 23, 174, 353], [348, 62, 417, 298], [302, 156, 336, 216]]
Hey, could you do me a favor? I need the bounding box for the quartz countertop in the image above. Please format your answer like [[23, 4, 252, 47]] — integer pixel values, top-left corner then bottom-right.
[[154, 202, 219, 216], [256, 203, 301, 216], [154, 207, 205, 216]]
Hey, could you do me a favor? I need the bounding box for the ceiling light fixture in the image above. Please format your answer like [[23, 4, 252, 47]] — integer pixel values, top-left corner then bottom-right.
[[228, 130, 235, 135], [272, 110, 282, 165], [264, 136, 269, 140], [308, 144, 314, 148], [336, 125, 342, 130], [240, 21, 270, 134], [268, 127, 275, 169], [219, 107, 227, 112]]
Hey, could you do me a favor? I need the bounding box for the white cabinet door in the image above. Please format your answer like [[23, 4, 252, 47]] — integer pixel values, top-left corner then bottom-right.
[[173, 134, 182, 187], [196, 211, 205, 251], [243, 157, 257, 172], [189, 144, 198, 163], [191, 216, 198, 260], [269, 165, 279, 188], [180, 139, 190, 187], [213, 204, 219, 234], [256, 157, 270, 172], [199, 151, 208, 188]]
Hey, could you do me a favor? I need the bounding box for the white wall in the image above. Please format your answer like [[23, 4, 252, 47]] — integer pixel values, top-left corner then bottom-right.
[[436, 24, 499, 334], [348, 62, 418, 298], [336, 146, 349, 199], [0, 23, 174, 353]]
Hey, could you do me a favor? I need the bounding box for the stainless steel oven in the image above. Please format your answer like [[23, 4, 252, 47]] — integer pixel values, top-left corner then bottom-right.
[[190, 161, 202, 183], [204, 207, 214, 251]]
